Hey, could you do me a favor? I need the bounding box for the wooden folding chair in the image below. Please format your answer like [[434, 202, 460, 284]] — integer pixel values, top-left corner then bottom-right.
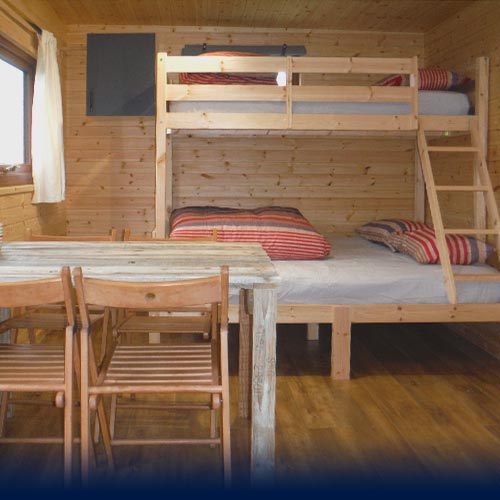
[[0, 267, 76, 486], [116, 227, 219, 345], [74, 266, 231, 487], [8, 229, 119, 353]]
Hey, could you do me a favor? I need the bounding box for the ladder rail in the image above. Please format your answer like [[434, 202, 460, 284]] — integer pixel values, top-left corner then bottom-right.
[[417, 128, 457, 304]]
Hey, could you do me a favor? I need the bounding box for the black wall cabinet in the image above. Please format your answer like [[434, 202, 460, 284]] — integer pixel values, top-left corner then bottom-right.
[[86, 33, 155, 116]]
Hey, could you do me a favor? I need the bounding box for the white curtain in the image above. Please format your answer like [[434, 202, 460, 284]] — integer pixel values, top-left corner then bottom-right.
[[31, 30, 65, 203]]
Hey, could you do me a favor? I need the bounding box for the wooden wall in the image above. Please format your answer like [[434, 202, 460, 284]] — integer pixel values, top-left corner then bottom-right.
[[425, 0, 500, 229], [64, 26, 423, 237], [0, 186, 65, 240], [0, 0, 66, 240], [425, 0, 500, 359]]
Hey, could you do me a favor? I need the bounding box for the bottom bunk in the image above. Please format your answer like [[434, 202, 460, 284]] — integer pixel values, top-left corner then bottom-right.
[[232, 235, 500, 412]]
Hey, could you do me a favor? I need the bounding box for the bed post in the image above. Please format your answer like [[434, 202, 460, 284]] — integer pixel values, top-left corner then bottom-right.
[[474, 56, 489, 234], [155, 52, 168, 238], [331, 306, 351, 379]]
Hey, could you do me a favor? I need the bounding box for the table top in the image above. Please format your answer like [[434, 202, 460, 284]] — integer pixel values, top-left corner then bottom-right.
[[0, 241, 280, 289]]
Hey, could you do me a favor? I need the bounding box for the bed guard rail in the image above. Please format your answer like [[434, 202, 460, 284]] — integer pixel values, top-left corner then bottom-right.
[[156, 54, 419, 132]]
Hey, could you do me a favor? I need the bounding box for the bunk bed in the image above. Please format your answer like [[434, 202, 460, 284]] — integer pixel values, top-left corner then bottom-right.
[[154, 53, 500, 389]]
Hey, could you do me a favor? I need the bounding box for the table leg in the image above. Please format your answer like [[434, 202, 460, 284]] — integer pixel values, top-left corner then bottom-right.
[[251, 287, 277, 484], [238, 289, 252, 418]]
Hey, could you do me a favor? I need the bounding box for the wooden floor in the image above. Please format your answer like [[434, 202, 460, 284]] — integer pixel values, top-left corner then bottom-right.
[[1, 323, 500, 490]]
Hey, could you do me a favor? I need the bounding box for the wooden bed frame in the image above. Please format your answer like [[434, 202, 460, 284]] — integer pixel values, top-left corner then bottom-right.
[[154, 54, 497, 404]]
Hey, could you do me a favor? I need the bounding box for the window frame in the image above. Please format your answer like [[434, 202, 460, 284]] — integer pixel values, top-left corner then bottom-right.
[[0, 35, 35, 186]]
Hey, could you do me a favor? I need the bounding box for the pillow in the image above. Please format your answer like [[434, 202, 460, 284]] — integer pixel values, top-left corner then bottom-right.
[[356, 219, 429, 251], [169, 206, 331, 260], [389, 226, 494, 264], [179, 51, 277, 85], [377, 68, 471, 90]]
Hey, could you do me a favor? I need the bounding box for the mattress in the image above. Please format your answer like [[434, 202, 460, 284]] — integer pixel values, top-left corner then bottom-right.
[[170, 90, 470, 116], [232, 235, 500, 305]]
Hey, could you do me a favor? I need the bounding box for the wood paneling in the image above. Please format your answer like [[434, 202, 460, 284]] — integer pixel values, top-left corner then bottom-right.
[[64, 26, 423, 237], [425, 0, 500, 354], [173, 135, 414, 235], [45, 0, 472, 33], [425, 0, 500, 215], [0, 187, 66, 241]]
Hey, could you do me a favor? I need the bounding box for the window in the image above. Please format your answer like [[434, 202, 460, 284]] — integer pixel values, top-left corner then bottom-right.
[[0, 36, 35, 186]]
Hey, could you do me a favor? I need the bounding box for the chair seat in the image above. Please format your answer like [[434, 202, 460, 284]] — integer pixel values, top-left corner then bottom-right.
[[116, 314, 211, 334], [0, 344, 65, 390], [104, 344, 216, 387]]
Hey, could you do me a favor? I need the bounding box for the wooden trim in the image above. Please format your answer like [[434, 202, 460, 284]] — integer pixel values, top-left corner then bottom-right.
[[292, 86, 412, 103], [0, 184, 33, 196], [229, 303, 500, 324], [167, 84, 286, 101], [291, 57, 414, 74], [0, 3, 37, 57], [418, 115, 472, 132], [166, 55, 286, 73]]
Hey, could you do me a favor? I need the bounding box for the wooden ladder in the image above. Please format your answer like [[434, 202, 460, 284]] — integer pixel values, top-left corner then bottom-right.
[[417, 121, 500, 304]]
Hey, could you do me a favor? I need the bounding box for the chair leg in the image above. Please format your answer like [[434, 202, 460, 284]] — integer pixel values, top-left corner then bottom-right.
[[0, 391, 9, 437], [96, 397, 115, 470], [10, 328, 18, 344], [99, 307, 111, 366], [64, 329, 74, 487], [221, 392, 232, 488], [28, 328, 36, 344], [109, 394, 117, 440]]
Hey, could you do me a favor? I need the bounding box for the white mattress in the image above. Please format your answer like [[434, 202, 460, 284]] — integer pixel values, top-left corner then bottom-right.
[[237, 235, 500, 305], [170, 90, 470, 116]]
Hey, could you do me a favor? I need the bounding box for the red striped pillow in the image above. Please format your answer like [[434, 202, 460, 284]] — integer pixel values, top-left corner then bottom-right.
[[377, 68, 471, 90], [389, 226, 494, 264], [179, 51, 277, 85], [356, 219, 430, 251], [169, 206, 331, 260]]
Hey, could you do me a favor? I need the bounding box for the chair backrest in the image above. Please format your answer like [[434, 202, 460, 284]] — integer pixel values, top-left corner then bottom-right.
[[123, 228, 218, 242], [26, 228, 118, 241], [0, 267, 76, 327], [74, 266, 229, 332]]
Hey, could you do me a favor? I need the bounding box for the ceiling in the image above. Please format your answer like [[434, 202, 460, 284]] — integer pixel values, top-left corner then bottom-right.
[[40, 0, 476, 33]]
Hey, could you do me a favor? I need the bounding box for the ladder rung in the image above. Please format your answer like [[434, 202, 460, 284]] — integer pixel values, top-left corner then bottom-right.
[[435, 185, 488, 192], [443, 229, 498, 235], [454, 274, 500, 282], [427, 146, 479, 153]]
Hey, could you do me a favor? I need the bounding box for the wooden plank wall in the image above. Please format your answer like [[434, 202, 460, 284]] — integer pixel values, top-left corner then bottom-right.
[[0, 0, 66, 241], [64, 26, 423, 237], [425, 0, 500, 359], [425, 0, 500, 231]]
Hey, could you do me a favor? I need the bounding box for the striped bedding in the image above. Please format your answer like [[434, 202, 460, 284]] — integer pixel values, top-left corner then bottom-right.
[[169, 206, 331, 260], [388, 226, 494, 265]]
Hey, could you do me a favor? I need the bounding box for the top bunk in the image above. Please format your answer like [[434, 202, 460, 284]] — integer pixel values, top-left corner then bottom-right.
[[156, 54, 483, 135]]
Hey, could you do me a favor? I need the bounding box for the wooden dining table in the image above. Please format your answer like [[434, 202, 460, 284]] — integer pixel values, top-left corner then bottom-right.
[[0, 240, 280, 482]]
